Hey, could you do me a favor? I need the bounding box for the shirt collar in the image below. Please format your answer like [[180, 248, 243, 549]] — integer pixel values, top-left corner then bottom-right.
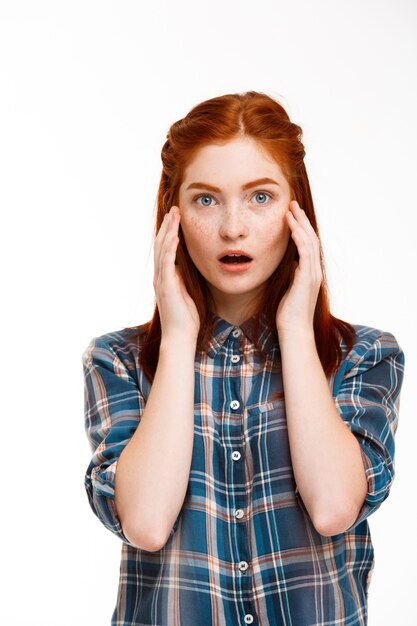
[[206, 310, 278, 358]]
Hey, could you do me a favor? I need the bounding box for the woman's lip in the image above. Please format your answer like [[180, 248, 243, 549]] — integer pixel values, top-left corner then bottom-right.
[[217, 259, 253, 272]]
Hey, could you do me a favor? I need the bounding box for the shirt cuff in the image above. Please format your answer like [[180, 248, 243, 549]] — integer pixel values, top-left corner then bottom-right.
[[294, 439, 393, 534], [346, 443, 394, 530], [85, 459, 134, 546], [87, 459, 184, 547]]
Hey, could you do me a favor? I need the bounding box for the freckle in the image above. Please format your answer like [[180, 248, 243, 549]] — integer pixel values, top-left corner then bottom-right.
[[189, 217, 210, 234]]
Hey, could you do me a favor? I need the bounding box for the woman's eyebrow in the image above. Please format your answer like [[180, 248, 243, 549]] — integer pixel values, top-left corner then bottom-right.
[[185, 177, 280, 192]]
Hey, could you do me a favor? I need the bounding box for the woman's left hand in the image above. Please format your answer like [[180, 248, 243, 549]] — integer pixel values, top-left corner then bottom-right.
[[276, 200, 323, 335]]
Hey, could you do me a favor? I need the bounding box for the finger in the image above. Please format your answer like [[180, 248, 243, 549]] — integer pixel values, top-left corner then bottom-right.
[[287, 211, 319, 277], [289, 201, 318, 239], [154, 210, 171, 259], [154, 217, 168, 287], [291, 203, 322, 281], [287, 210, 309, 247], [154, 212, 176, 288], [154, 207, 177, 276], [289, 201, 322, 280], [158, 212, 180, 284]]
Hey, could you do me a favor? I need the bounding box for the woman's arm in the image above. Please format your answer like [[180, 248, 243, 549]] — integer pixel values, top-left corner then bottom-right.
[[115, 336, 196, 551], [115, 204, 200, 551], [275, 201, 403, 536], [278, 328, 367, 536]]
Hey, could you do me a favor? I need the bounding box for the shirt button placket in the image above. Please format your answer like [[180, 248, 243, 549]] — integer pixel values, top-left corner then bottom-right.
[[228, 326, 256, 625]]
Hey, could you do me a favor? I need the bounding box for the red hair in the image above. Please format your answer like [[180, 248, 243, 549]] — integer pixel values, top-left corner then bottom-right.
[[128, 91, 355, 387]]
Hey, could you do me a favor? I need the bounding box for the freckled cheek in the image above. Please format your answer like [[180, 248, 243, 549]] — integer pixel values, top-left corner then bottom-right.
[[262, 219, 290, 252], [180, 216, 212, 254]]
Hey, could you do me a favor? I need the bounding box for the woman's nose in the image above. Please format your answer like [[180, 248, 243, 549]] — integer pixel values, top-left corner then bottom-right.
[[218, 207, 249, 238]]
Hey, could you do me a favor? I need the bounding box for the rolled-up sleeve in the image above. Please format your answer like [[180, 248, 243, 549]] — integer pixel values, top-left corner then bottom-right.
[[332, 329, 405, 530], [82, 335, 146, 545]]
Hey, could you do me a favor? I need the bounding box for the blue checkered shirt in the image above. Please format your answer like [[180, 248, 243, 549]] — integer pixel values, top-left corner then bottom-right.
[[83, 313, 404, 625]]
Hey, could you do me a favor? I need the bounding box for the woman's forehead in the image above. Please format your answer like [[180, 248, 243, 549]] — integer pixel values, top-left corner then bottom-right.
[[180, 139, 288, 188]]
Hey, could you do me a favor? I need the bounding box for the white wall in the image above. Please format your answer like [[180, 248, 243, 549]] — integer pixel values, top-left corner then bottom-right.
[[1, 1, 415, 624]]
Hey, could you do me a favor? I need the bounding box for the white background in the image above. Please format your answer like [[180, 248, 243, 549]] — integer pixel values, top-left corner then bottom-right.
[[1, 1, 416, 624]]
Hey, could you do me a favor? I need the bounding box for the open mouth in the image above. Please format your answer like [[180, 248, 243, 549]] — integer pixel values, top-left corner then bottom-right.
[[218, 254, 253, 272], [219, 254, 252, 264]]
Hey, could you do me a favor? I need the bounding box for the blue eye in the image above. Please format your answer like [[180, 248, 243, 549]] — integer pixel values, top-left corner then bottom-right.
[[193, 194, 215, 207], [253, 192, 272, 204]]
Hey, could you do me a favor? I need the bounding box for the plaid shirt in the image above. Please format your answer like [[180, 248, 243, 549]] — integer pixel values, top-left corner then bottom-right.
[[82, 312, 404, 626]]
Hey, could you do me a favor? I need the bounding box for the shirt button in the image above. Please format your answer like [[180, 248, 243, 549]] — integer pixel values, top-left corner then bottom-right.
[[244, 615, 254, 624], [238, 561, 249, 572], [230, 400, 240, 410], [235, 509, 244, 519], [232, 328, 241, 338], [232, 450, 241, 461], [231, 354, 240, 364]]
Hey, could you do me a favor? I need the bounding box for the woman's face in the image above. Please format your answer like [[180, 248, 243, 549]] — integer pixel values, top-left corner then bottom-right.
[[177, 136, 293, 325]]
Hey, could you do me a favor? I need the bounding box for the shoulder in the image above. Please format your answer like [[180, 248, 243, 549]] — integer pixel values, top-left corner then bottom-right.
[[331, 323, 405, 395], [82, 322, 149, 371], [344, 324, 403, 366]]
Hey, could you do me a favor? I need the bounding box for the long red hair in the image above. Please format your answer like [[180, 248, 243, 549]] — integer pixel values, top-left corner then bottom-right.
[[128, 91, 355, 385]]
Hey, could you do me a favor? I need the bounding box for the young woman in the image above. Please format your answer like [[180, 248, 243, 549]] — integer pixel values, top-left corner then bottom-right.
[[82, 91, 405, 626]]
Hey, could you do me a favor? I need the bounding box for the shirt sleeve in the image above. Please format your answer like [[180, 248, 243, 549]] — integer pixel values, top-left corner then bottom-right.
[[332, 329, 405, 531], [83, 335, 182, 546]]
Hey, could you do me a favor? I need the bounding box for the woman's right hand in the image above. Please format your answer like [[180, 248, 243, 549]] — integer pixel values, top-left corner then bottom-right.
[[153, 205, 200, 344]]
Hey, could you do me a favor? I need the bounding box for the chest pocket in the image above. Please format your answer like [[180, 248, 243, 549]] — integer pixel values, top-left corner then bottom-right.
[[245, 398, 291, 462], [246, 397, 283, 415], [243, 398, 297, 507]]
